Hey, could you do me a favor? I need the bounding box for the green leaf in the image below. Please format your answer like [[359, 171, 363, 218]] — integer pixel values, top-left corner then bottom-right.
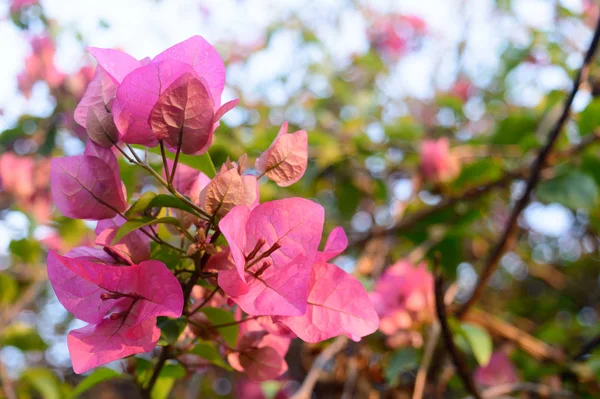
[[536, 170, 599, 210], [21, 368, 62, 399], [111, 217, 182, 244], [0, 323, 47, 351], [9, 238, 41, 264], [385, 348, 418, 386], [490, 111, 537, 146], [578, 99, 600, 135], [148, 194, 199, 215], [125, 192, 157, 218], [190, 340, 232, 370], [70, 368, 122, 398], [151, 364, 185, 399], [0, 273, 18, 305], [135, 145, 216, 178], [459, 323, 493, 366], [157, 317, 187, 345], [199, 308, 239, 347]]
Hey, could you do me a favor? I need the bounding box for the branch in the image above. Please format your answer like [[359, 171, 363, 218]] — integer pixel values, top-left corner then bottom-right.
[[434, 272, 481, 399], [464, 382, 574, 399], [290, 336, 348, 399], [141, 345, 170, 398], [463, 309, 564, 362], [0, 359, 16, 399], [412, 283, 457, 399], [350, 132, 600, 250], [457, 17, 600, 318], [572, 334, 600, 361]]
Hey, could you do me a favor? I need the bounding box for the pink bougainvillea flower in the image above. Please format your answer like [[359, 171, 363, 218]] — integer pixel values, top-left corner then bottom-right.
[[10, 0, 38, 13], [50, 140, 127, 220], [0, 153, 53, 223], [95, 215, 150, 264], [17, 36, 65, 98], [68, 315, 160, 374], [227, 318, 290, 381], [278, 228, 379, 342], [370, 260, 434, 338], [419, 138, 460, 183], [474, 351, 518, 387], [255, 122, 308, 187], [108, 36, 236, 151], [218, 198, 324, 316], [47, 251, 183, 373], [368, 14, 426, 59]]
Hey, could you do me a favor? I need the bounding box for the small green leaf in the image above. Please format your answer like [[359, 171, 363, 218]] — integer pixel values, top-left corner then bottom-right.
[[9, 238, 41, 264], [125, 192, 157, 218], [148, 194, 199, 215], [0, 323, 47, 351], [190, 340, 232, 370], [21, 368, 62, 399], [385, 348, 418, 386], [536, 170, 599, 210], [70, 368, 122, 398], [151, 363, 185, 399], [0, 273, 18, 305], [199, 308, 239, 348], [578, 98, 600, 135], [135, 145, 216, 178], [111, 217, 182, 244], [459, 323, 493, 366], [157, 317, 187, 345]]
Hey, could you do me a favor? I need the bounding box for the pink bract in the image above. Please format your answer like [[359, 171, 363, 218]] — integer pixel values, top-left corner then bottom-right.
[[255, 122, 308, 187], [419, 138, 460, 183], [50, 140, 127, 220], [474, 351, 518, 387], [279, 261, 379, 343]]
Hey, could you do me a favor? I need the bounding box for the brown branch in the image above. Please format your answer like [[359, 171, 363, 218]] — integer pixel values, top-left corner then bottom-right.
[[434, 272, 481, 399], [0, 360, 16, 399], [290, 336, 348, 399], [351, 131, 600, 250], [457, 17, 600, 318], [572, 334, 600, 361], [470, 382, 574, 398], [462, 309, 564, 362], [141, 345, 170, 398]]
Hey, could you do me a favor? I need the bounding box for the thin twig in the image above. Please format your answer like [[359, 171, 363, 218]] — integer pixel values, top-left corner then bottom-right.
[[463, 382, 574, 399], [141, 345, 171, 398], [457, 17, 600, 318], [572, 334, 600, 361], [434, 271, 481, 399], [462, 309, 564, 362], [159, 141, 170, 181], [290, 336, 349, 399], [0, 357, 16, 399], [412, 284, 457, 399], [187, 286, 220, 316], [169, 134, 183, 186], [350, 131, 600, 250]]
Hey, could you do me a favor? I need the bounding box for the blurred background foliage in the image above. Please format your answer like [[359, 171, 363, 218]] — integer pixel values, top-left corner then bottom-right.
[[1, 0, 600, 397]]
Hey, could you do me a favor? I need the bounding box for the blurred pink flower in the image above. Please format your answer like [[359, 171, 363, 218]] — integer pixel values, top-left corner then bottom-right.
[[419, 138, 460, 183], [10, 0, 37, 13], [368, 14, 427, 58], [370, 261, 434, 345], [18, 36, 65, 98], [474, 352, 518, 386]]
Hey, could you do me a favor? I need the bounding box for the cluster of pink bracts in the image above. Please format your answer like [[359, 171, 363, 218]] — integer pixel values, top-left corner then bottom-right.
[[46, 36, 379, 379]]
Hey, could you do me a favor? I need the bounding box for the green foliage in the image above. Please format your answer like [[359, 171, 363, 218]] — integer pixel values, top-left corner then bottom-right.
[[9, 238, 41, 264], [198, 308, 239, 347], [111, 217, 182, 244], [0, 273, 18, 305], [385, 348, 419, 386], [0, 323, 47, 351], [157, 317, 187, 345], [70, 368, 122, 398], [191, 340, 232, 370], [455, 322, 493, 366], [536, 170, 599, 210]]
